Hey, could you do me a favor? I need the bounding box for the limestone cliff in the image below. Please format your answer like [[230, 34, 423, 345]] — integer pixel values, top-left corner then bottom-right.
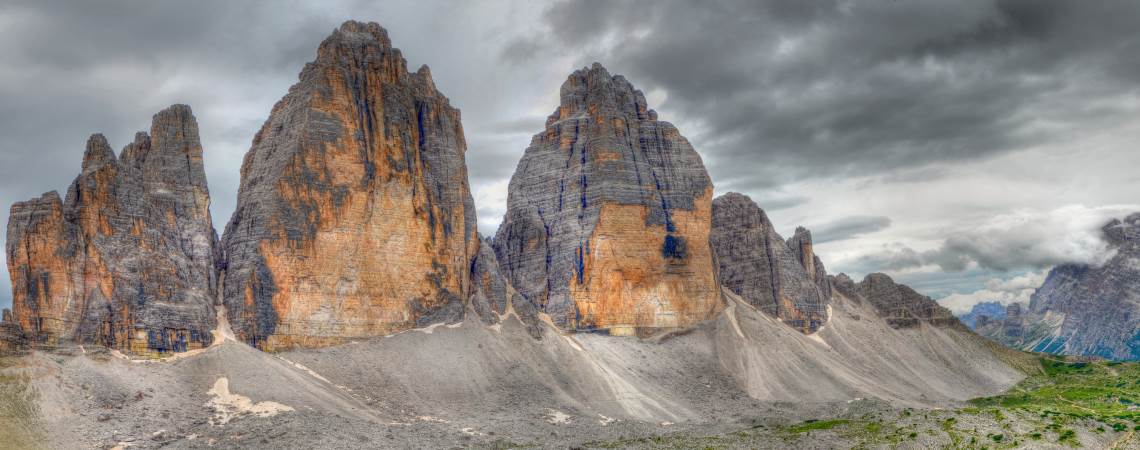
[[709, 192, 829, 333], [493, 63, 722, 334], [221, 21, 478, 350], [5, 105, 218, 354]]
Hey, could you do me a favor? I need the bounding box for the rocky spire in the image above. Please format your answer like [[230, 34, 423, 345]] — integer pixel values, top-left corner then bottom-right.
[[221, 21, 478, 350], [81, 134, 116, 173], [710, 192, 828, 333], [6, 105, 218, 354], [494, 63, 721, 334], [787, 226, 833, 301]]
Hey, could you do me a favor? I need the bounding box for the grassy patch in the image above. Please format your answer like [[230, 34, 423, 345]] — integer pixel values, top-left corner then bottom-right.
[[969, 357, 1140, 424]]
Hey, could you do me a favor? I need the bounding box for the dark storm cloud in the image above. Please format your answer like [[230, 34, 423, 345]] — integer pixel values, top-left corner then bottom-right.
[[509, 0, 1140, 194], [811, 215, 892, 244]]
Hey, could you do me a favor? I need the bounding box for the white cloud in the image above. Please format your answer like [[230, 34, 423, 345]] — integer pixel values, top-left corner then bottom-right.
[[938, 270, 1046, 315], [934, 204, 1137, 271], [474, 178, 510, 236]]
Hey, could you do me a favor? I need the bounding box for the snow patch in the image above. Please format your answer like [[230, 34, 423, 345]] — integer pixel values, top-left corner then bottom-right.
[[546, 409, 572, 424], [206, 377, 294, 425]]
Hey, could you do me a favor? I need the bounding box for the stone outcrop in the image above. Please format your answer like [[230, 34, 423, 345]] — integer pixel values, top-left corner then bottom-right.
[[469, 237, 543, 338], [978, 214, 1140, 360], [0, 308, 20, 353], [221, 21, 478, 350], [5, 105, 218, 354], [835, 272, 958, 328], [787, 227, 833, 301], [493, 63, 722, 334], [709, 192, 829, 333]]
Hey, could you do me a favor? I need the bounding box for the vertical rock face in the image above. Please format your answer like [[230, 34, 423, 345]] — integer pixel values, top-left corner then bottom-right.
[[979, 214, 1140, 360], [5, 105, 218, 354], [494, 63, 721, 334], [844, 273, 958, 328], [221, 21, 478, 350], [787, 227, 833, 301], [709, 192, 829, 333]]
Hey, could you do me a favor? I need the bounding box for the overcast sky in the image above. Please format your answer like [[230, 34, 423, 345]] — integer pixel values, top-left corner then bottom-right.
[[2, 0, 1138, 314]]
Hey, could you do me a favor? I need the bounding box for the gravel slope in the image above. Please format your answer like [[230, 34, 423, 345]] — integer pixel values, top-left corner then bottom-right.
[[6, 290, 1025, 449]]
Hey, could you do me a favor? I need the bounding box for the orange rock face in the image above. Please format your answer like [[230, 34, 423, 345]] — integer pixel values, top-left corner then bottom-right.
[[7, 192, 77, 345], [5, 106, 218, 354], [221, 21, 478, 350], [494, 64, 722, 334]]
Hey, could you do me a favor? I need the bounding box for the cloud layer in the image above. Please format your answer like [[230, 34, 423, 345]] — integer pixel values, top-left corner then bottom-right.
[[844, 204, 1137, 275], [511, 0, 1140, 195]]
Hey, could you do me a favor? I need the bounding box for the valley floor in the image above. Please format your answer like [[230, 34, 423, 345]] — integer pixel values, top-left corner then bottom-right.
[[581, 358, 1140, 449], [0, 295, 1120, 449], [2, 354, 1136, 448]]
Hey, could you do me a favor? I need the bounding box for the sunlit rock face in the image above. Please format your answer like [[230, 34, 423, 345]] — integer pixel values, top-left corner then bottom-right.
[[494, 63, 722, 334], [710, 192, 829, 333], [221, 21, 478, 350], [5, 105, 218, 354]]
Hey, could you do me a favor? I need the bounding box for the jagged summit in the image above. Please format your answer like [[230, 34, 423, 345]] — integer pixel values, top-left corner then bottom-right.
[[494, 65, 720, 333], [81, 134, 116, 173], [326, 20, 393, 48], [548, 63, 659, 126]]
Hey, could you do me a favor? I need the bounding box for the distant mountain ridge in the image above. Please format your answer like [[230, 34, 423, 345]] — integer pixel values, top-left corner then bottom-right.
[[974, 213, 1140, 360], [959, 301, 1007, 329]]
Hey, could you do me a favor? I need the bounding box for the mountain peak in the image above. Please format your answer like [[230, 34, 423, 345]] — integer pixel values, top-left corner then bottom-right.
[[82, 133, 116, 173], [332, 20, 391, 47], [552, 64, 657, 125]]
